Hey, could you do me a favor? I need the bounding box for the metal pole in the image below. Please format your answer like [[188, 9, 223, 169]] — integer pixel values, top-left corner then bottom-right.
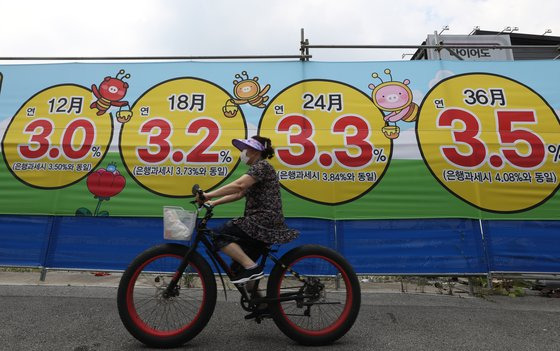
[[0, 55, 311, 61], [300, 28, 306, 61], [334, 220, 340, 290], [39, 216, 57, 282], [299, 28, 310, 62], [468, 277, 475, 296], [303, 44, 560, 50], [434, 31, 442, 60], [2, 45, 556, 62], [479, 219, 493, 289]]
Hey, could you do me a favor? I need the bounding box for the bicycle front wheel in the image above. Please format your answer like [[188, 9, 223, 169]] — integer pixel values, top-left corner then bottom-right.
[[267, 244, 361, 345], [117, 243, 217, 348]]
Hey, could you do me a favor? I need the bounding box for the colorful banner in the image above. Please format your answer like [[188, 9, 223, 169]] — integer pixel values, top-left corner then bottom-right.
[[0, 61, 559, 220]]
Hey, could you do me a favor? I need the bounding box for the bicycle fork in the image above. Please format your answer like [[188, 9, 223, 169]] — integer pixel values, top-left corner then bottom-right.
[[162, 241, 200, 298], [163, 234, 232, 300]]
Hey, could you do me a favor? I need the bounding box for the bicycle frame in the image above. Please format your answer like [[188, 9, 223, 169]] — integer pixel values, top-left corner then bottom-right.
[[163, 204, 313, 309]]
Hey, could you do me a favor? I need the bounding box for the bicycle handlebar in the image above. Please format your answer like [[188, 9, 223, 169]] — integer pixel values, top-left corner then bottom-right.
[[192, 184, 213, 212]]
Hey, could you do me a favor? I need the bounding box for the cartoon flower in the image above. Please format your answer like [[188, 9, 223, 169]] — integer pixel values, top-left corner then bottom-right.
[[76, 162, 126, 216], [87, 163, 126, 200]]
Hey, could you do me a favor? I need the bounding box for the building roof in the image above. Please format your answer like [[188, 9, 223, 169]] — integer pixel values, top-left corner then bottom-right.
[[473, 29, 560, 45], [411, 30, 560, 60]]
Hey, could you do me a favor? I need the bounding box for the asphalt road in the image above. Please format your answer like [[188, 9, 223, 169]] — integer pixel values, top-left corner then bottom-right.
[[1, 285, 559, 351]]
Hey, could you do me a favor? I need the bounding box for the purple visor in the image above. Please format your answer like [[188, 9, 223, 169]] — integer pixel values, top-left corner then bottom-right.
[[232, 138, 265, 151]]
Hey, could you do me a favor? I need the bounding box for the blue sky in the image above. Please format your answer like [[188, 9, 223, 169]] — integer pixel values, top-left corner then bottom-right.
[[0, 0, 558, 61]]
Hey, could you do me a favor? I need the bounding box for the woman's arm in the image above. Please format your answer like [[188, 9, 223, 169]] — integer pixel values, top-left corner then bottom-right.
[[208, 192, 244, 207], [204, 174, 256, 200]]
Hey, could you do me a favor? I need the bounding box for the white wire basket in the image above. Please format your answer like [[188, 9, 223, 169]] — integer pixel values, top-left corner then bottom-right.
[[163, 206, 197, 241]]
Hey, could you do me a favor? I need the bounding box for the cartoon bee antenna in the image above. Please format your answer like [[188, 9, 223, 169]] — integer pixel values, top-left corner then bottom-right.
[[234, 71, 253, 85], [371, 69, 393, 84], [384, 69, 393, 81], [371, 73, 384, 84], [116, 69, 131, 80]]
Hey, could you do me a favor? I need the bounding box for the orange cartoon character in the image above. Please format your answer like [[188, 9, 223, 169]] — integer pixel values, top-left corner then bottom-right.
[[90, 69, 133, 123], [223, 71, 271, 118]]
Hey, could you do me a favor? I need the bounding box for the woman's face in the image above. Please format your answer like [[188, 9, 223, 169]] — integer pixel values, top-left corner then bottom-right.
[[246, 148, 261, 164]]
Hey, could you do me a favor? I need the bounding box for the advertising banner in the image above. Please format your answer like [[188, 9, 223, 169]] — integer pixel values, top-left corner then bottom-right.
[[1, 60, 559, 220]]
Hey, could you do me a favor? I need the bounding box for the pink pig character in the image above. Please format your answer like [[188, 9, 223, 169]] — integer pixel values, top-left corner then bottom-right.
[[368, 69, 418, 123]]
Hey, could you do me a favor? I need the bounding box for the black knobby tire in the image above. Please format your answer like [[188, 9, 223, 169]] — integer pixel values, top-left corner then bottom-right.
[[267, 244, 361, 345], [117, 243, 217, 348]]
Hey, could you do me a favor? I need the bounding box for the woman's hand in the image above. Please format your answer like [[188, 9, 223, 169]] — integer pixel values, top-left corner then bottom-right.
[[195, 191, 211, 205], [196, 175, 255, 207]]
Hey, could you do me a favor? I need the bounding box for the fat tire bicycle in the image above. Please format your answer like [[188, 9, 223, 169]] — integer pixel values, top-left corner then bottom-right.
[[117, 185, 361, 348]]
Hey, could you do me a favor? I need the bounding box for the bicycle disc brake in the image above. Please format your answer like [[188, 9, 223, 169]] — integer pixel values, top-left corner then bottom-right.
[[240, 295, 253, 312]]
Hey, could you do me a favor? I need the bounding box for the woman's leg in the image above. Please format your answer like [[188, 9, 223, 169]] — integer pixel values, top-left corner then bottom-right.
[[221, 242, 257, 269]]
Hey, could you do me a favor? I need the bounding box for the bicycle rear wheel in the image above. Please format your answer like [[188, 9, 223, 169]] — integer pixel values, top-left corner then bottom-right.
[[117, 243, 217, 348], [267, 244, 361, 345]]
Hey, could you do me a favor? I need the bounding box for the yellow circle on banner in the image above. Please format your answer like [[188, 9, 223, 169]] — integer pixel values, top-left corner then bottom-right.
[[259, 80, 391, 204], [120, 78, 246, 197], [2, 85, 112, 188], [417, 73, 560, 212]]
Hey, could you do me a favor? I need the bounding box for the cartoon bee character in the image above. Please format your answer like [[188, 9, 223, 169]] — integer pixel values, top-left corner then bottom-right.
[[91, 69, 133, 123], [223, 71, 271, 118], [368, 69, 418, 139]]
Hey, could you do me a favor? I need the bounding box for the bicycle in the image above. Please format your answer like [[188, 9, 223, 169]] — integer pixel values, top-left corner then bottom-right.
[[117, 185, 361, 348]]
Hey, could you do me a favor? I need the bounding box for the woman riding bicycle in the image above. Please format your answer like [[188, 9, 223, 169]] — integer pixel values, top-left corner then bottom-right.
[[196, 135, 299, 284], [119, 138, 360, 346]]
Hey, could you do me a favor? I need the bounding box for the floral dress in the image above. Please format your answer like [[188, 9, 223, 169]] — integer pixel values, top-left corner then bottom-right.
[[235, 159, 299, 244]]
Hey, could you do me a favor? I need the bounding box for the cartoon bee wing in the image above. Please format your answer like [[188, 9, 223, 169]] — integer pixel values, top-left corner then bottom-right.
[[401, 103, 419, 122]]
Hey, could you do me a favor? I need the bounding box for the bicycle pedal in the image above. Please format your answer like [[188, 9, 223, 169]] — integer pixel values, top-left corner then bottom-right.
[[254, 314, 271, 324], [245, 310, 271, 321]]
